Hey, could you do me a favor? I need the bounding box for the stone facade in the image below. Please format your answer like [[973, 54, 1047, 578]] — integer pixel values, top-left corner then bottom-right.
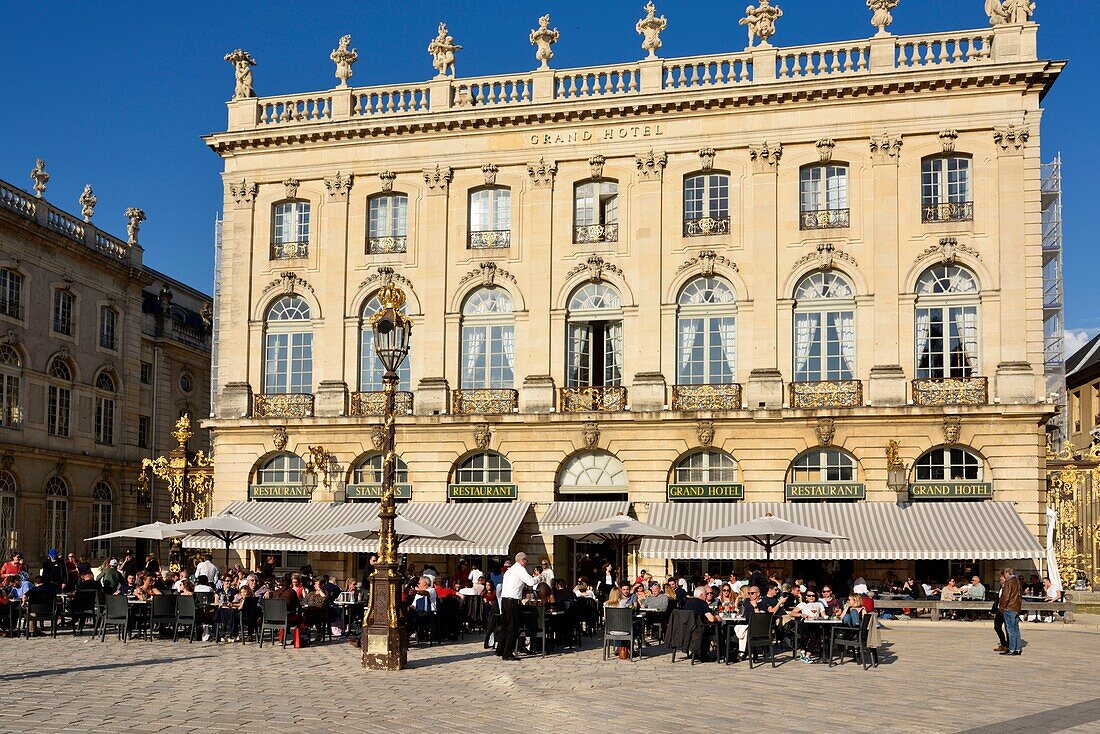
[[0, 171, 211, 567], [203, 14, 1059, 581]]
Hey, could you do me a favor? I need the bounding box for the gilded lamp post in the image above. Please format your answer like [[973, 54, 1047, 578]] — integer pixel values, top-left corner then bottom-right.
[[139, 414, 214, 571], [362, 284, 412, 670]]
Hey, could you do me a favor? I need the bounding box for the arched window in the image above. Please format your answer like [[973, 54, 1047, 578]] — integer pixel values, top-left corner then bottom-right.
[[557, 452, 629, 496], [789, 450, 858, 483], [673, 450, 739, 484], [793, 272, 856, 382], [567, 283, 623, 387], [915, 447, 983, 482], [915, 265, 980, 379], [352, 454, 410, 485], [460, 288, 515, 389], [469, 187, 511, 249], [47, 356, 72, 437], [0, 346, 21, 429], [0, 268, 24, 320], [574, 181, 619, 243], [94, 372, 117, 445], [677, 277, 737, 385], [98, 306, 118, 351], [368, 193, 409, 254], [91, 482, 113, 558], [272, 200, 311, 258], [44, 476, 68, 553], [683, 173, 730, 236], [253, 454, 309, 502], [359, 293, 410, 391], [263, 297, 313, 394], [454, 452, 512, 485], [800, 164, 850, 229], [921, 155, 973, 222], [0, 470, 16, 559]]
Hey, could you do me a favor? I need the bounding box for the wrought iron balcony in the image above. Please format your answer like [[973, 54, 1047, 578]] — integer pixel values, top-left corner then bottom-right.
[[789, 380, 863, 409], [254, 393, 314, 418], [800, 208, 850, 230], [559, 386, 627, 413], [367, 235, 407, 254], [912, 377, 988, 406], [349, 390, 414, 416], [468, 230, 511, 249], [272, 239, 309, 259], [922, 201, 973, 223], [452, 388, 518, 415], [573, 223, 619, 244], [672, 383, 743, 411], [683, 216, 730, 237]]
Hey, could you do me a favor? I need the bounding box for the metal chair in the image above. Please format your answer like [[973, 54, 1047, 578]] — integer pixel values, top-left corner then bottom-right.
[[23, 599, 59, 638], [602, 607, 642, 661], [258, 598, 291, 648], [100, 595, 131, 642], [174, 595, 199, 642], [148, 595, 178, 640], [64, 590, 100, 636], [830, 612, 879, 669], [746, 612, 779, 668]]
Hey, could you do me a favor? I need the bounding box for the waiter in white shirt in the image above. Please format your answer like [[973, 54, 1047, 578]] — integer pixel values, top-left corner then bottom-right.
[[497, 551, 538, 661]]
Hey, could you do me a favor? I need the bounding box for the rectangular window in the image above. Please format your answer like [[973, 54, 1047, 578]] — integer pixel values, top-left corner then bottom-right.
[[47, 385, 70, 437], [0, 495, 14, 559], [0, 270, 23, 320], [0, 372, 19, 428], [368, 195, 408, 238], [264, 332, 313, 394], [140, 361, 152, 385], [99, 306, 117, 350], [91, 503, 112, 558], [460, 324, 515, 389], [793, 311, 856, 382], [95, 396, 116, 444], [272, 202, 310, 244], [45, 497, 67, 554], [915, 306, 979, 379], [138, 415, 151, 449], [921, 157, 973, 222], [53, 290, 74, 336], [677, 316, 736, 385]]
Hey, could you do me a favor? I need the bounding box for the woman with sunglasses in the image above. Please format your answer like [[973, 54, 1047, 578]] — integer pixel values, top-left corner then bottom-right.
[[820, 586, 842, 616], [717, 584, 736, 613], [791, 590, 827, 662]]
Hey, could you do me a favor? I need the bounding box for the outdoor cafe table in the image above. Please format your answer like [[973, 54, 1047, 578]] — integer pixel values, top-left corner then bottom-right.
[[800, 618, 844, 664], [334, 599, 364, 638], [717, 614, 747, 664]]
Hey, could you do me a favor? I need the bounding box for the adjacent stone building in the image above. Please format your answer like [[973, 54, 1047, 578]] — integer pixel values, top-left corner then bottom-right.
[[201, 5, 1060, 585], [0, 166, 211, 567]]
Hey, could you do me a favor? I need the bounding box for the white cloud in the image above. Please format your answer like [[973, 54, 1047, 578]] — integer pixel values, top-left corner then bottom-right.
[[1065, 329, 1096, 359]]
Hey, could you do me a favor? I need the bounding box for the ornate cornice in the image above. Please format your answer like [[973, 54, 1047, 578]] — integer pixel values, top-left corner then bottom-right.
[[262, 271, 315, 297], [676, 249, 737, 277], [567, 255, 623, 284], [792, 243, 857, 271], [459, 261, 517, 288], [359, 265, 413, 292], [914, 236, 981, 265]]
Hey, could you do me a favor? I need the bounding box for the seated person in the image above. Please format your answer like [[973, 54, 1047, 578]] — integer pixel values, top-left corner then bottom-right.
[[790, 591, 828, 662], [683, 585, 718, 661], [939, 578, 963, 602], [408, 576, 436, 640], [193, 575, 215, 594], [962, 576, 986, 600], [842, 594, 864, 627], [76, 571, 103, 592], [820, 586, 842, 616], [640, 583, 669, 613], [457, 579, 479, 597], [23, 576, 58, 636]]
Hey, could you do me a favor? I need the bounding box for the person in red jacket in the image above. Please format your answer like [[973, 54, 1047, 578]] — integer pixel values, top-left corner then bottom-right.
[[0, 553, 25, 578]]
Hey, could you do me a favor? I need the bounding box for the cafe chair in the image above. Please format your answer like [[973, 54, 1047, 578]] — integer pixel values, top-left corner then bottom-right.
[[746, 613, 779, 668], [100, 595, 132, 642], [238, 596, 260, 643], [148, 595, 178, 641], [23, 599, 59, 639], [829, 612, 879, 670], [666, 609, 702, 665], [258, 598, 292, 649], [174, 595, 199, 642], [603, 606, 642, 661], [461, 594, 486, 633], [64, 590, 100, 636]]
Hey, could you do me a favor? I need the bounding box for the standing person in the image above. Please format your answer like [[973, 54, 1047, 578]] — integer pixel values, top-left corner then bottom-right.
[[999, 567, 1023, 655], [100, 559, 124, 594], [497, 552, 538, 661], [120, 551, 140, 579], [195, 554, 219, 587], [144, 553, 160, 578], [41, 549, 66, 590], [993, 569, 1009, 652]]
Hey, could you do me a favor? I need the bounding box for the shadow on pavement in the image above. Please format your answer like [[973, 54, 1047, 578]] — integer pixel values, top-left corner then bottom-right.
[[954, 697, 1100, 734], [0, 655, 214, 682]]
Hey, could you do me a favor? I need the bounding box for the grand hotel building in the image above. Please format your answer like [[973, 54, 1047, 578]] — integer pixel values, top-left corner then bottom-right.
[[199, 11, 1061, 584]]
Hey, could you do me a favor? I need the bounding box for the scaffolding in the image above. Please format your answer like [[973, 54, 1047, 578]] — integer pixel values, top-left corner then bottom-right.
[[1043, 154, 1066, 445], [210, 215, 223, 420]]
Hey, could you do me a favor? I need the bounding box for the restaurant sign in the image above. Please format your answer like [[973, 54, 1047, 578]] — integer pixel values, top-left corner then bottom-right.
[[909, 482, 992, 500], [667, 483, 745, 501], [345, 484, 413, 500], [248, 484, 313, 500], [784, 483, 865, 500], [447, 484, 518, 500]]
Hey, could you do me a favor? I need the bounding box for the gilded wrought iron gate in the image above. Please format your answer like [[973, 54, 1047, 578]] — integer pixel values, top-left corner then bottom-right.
[[1047, 437, 1100, 587]]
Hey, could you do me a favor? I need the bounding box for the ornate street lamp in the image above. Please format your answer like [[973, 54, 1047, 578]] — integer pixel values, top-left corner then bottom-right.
[[362, 284, 412, 670], [139, 414, 214, 571], [886, 439, 909, 505]]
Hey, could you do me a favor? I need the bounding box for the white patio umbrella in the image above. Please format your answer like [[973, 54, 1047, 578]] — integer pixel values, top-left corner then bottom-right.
[[85, 521, 187, 542], [553, 513, 695, 580], [697, 512, 846, 562], [170, 511, 304, 569], [306, 516, 469, 544]]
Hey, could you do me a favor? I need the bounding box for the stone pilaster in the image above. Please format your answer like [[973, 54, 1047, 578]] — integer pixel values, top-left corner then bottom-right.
[[745, 143, 782, 408], [870, 132, 903, 393], [630, 372, 667, 412], [520, 375, 556, 413], [314, 380, 348, 417], [415, 377, 450, 416]]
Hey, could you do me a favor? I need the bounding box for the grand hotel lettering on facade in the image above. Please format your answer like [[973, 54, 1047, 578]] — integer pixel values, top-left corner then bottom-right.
[[199, 10, 1060, 578]]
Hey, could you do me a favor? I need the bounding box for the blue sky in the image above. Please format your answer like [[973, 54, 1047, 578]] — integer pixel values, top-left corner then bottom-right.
[[1, 1, 1094, 345]]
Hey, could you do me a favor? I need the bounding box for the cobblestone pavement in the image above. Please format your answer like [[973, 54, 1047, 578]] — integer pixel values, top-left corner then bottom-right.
[[3, 622, 1098, 734]]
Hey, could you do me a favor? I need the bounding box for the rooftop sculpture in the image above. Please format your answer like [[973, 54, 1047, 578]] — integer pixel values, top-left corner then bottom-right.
[[428, 22, 461, 78], [529, 14, 560, 70]]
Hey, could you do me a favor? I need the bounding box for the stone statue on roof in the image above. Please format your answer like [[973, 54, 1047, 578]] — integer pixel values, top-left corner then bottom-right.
[[330, 34, 359, 88], [529, 14, 560, 70], [740, 0, 783, 50], [224, 49, 256, 99], [428, 22, 461, 77], [635, 2, 668, 59]]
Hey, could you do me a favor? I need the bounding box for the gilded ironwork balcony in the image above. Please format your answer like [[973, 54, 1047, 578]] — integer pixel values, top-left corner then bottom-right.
[[911, 377, 988, 406], [253, 393, 314, 418], [349, 390, 414, 416], [272, 239, 309, 259], [800, 208, 850, 230], [683, 216, 730, 237], [452, 388, 519, 415], [468, 229, 511, 249], [789, 380, 863, 409], [573, 223, 619, 244], [367, 235, 407, 254], [922, 201, 973, 223], [559, 386, 627, 413], [672, 383, 743, 411]]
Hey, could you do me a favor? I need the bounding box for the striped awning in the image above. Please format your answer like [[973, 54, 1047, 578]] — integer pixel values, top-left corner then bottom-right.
[[540, 501, 630, 532], [183, 501, 531, 556], [639, 501, 1043, 561]]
